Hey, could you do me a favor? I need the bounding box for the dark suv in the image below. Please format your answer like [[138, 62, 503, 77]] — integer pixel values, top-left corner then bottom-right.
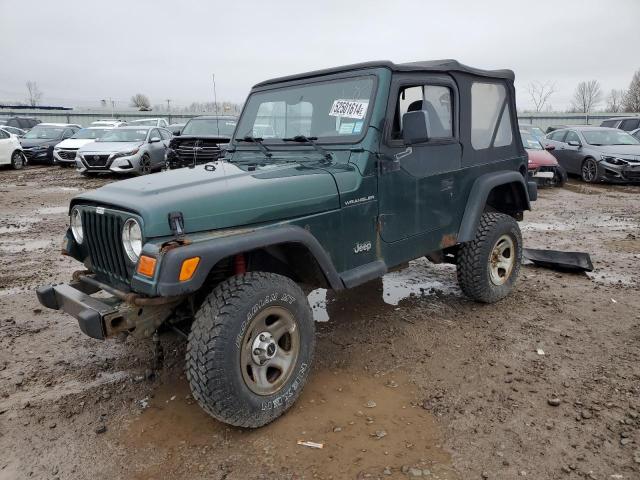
[[600, 116, 640, 132], [37, 59, 536, 428], [0, 116, 41, 130]]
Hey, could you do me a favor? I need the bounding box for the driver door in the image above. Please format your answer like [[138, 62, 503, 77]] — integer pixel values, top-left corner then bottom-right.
[[378, 74, 462, 243], [147, 128, 165, 166], [562, 130, 583, 174]]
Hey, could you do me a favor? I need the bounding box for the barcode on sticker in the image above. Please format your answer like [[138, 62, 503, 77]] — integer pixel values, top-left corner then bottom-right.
[[329, 99, 369, 119]]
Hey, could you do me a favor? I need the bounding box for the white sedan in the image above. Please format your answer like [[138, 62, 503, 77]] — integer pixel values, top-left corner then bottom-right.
[[0, 129, 26, 169]]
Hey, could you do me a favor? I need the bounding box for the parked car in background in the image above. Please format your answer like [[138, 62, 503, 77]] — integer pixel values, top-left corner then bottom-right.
[[0, 126, 27, 137], [631, 128, 640, 141], [544, 126, 640, 183], [76, 126, 171, 176], [20, 123, 81, 164], [167, 123, 185, 135], [545, 124, 589, 134], [600, 116, 640, 131], [165, 115, 237, 169], [518, 124, 546, 142], [0, 116, 40, 130], [53, 127, 113, 166], [128, 118, 169, 128], [0, 128, 27, 169], [521, 130, 566, 187], [91, 120, 127, 128]]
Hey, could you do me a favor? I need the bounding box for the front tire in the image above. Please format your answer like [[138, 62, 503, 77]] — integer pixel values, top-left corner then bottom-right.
[[186, 272, 315, 428], [456, 212, 522, 303], [11, 151, 26, 170], [581, 158, 599, 183], [138, 154, 151, 175]]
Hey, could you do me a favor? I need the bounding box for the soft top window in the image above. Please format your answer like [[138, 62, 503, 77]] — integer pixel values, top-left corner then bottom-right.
[[471, 82, 512, 150]]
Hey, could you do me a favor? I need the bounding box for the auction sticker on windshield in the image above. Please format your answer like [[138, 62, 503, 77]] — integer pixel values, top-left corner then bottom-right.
[[329, 99, 369, 119]]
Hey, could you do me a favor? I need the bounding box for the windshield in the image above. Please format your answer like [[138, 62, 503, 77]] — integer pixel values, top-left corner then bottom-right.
[[234, 76, 375, 144], [98, 129, 148, 142], [24, 126, 63, 139], [520, 131, 543, 150], [71, 128, 109, 140], [583, 130, 640, 146], [129, 119, 158, 126], [182, 118, 237, 136]]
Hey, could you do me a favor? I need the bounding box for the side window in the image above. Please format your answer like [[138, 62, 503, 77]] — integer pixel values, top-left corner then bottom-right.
[[392, 84, 453, 140], [620, 119, 640, 131], [565, 131, 580, 144], [62, 129, 73, 139], [0, 130, 9, 139], [471, 82, 512, 149], [160, 129, 171, 140], [600, 120, 616, 128], [150, 129, 159, 140], [550, 130, 566, 142]]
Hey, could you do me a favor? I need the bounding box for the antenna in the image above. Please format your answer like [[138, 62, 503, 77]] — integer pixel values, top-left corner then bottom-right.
[[212, 74, 220, 136]]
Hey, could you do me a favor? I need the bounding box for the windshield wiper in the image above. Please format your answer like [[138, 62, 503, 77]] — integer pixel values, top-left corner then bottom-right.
[[282, 135, 332, 162], [236, 135, 272, 158]]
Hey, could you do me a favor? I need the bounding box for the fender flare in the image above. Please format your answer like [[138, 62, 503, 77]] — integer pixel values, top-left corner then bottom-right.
[[147, 225, 344, 296], [457, 170, 533, 243]]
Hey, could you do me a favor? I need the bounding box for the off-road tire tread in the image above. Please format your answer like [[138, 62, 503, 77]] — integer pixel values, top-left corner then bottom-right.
[[186, 272, 314, 428], [456, 212, 521, 304]]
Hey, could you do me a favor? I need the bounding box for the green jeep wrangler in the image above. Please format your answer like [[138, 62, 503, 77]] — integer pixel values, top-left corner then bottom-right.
[[37, 60, 537, 427]]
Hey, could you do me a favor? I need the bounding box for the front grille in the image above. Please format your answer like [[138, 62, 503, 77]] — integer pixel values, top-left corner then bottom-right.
[[22, 149, 38, 159], [83, 154, 110, 167], [58, 149, 77, 160], [175, 140, 222, 164], [82, 210, 130, 285]]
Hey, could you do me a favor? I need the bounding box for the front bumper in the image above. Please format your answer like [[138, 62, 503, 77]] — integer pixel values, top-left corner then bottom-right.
[[529, 165, 566, 186], [76, 153, 139, 174], [53, 149, 79, 164], [599, 160, 640, 183], [22, 148, 50, 162]]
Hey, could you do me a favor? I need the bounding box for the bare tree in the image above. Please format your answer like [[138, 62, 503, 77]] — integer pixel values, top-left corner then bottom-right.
[[623, 69, 640, 112], [571, 80, 602, 113], [606, 89, 626, 112], [25, 81, 43, 106], [527, 81, 556, 112], [130, 93, 151, 111]]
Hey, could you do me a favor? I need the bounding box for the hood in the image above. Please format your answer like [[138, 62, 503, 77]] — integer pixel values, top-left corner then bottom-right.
[[55, 138, 97, 149], [526, 149, 558, 168], [591, 144, 640, 159], [20, 138, 59, 148], [78, 141, 142, 154], [170, 135, 230, 146], [72, 161, 340, 237]]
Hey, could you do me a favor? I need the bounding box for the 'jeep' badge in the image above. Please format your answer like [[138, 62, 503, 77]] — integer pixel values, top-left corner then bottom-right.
[[353, 241, 372, 254]]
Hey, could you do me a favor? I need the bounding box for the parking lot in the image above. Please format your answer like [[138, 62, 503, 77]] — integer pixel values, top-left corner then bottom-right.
[[1, 165, 639, 479]]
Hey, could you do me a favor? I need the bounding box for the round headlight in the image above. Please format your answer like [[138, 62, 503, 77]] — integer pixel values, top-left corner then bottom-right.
[[70, 208, 83, 244], [122, 218, 142, 262]]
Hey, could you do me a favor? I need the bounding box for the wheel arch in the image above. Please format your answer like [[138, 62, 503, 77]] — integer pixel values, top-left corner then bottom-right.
[[458, 171, 533, 243], [151, 225, 344, 297]]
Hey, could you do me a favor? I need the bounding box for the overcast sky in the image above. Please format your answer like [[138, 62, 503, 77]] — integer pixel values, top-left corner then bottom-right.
[[1, 0, 638, 111]]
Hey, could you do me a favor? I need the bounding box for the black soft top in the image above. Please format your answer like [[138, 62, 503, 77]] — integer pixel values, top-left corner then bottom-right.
[[254, 59, 514, 88]]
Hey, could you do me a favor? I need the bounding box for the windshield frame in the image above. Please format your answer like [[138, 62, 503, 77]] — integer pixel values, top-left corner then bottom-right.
[[233, 72, 379, 147], [582, 129, 640, 146]]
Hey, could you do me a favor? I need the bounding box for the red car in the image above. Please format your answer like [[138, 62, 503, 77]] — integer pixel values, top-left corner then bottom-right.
[[521, 131, 566, 187]]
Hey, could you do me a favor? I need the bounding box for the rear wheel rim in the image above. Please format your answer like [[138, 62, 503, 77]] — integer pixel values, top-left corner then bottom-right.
[[12, 152, 24, 169], [582, 159, 597, 182], [489, 234, 515, 286], [140, 156, 151, 174], [240, 305, 300, 396]]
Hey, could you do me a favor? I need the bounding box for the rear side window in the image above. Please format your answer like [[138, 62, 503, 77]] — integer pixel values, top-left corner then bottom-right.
[[471, 82, 512, 149], [0, 130, 9, 139], [600, 120, 617, 128], [550, 130, 566, 141], [620, 118, 640, 131]]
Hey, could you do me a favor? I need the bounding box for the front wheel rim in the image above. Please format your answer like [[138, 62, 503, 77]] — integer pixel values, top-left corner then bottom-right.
[[140, 156, 150, 174], [240, 305, 300, 396], [582, 160, 596, 181], [13, 152, 24, 168], [489, 234, 515, 286]]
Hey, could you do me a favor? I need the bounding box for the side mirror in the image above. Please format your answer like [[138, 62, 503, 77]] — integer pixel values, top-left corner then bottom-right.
[[544, 144, 555, 151], [149, 136, 161, 143], [567, 140, 581, 147], [402, 111, 431, 145]]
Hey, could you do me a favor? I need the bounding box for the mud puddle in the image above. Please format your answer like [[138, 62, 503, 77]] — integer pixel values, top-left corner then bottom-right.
[[117, 370, 457, 479], [309, 259, 459, 322]]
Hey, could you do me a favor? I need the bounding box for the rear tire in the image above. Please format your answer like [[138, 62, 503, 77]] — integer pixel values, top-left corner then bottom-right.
[[581, 158, 599, 183], [456, 212, 522, 303], [11, 151, 26, 170], [186, 272, 315, 428]]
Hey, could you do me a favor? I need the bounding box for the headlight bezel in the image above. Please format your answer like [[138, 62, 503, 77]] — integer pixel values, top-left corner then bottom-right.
[[601, 155, 628, 166], [122, 218, 143, 263], [70, 207, 83, 244]]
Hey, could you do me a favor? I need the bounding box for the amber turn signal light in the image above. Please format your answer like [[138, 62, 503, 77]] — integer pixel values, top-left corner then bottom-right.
[[137, 255, 157, 277], [179, 257, 200, 281]]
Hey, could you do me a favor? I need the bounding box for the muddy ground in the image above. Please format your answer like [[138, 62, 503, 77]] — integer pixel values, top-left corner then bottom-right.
[[1, 166, 639, 480]]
